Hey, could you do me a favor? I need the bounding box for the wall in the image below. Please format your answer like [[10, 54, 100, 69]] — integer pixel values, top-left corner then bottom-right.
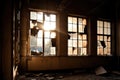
[[116, 0, 120, 69], [19, 0, 117, 72], [2, 0, 13, 79], [28, 56, 115, 71]]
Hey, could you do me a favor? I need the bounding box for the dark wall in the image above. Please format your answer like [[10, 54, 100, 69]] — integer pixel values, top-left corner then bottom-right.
[[2, 0, 13, 79]]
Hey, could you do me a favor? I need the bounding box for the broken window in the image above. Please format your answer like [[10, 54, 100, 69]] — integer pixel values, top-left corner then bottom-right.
[[97, 20, 111, 56], [30, 11, 56, 56], [68, 16, 87, 56]]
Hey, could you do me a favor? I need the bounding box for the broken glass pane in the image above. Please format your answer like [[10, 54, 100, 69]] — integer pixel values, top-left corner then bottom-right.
[[107, 42, 111, 48], [83, 19, 86, 25], [104, 36, 107, 41], [44, 39, 52, 56], [73, 47, 77, 55], [99, 28, 103, 34], [51, 32, 56, 38], [82, 48, 86, 55]]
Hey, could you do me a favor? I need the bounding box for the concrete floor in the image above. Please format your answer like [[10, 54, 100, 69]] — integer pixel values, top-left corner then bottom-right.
[[16, 70, 120, 80]]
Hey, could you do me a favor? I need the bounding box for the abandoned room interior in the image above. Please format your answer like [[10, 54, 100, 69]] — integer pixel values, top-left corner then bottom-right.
[[1, 0, 120, 80]]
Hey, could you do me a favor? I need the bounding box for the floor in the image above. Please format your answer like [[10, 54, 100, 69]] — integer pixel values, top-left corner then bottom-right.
[[16, 70, 120, 80]]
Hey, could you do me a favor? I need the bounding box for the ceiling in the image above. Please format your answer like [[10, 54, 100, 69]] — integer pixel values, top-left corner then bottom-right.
[[56, 0, 116, 15], [29, 0, 116, 17]]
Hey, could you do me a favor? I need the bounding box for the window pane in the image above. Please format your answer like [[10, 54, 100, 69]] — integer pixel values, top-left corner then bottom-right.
[[78, 25, 83, 32], [50, 14, 56, 21], [83, 19, 86, 25], [72, 33, 77, 39], [37, 12, 43, 22], [104, 28, 108, 34], [73, 40, 77, 47], [73, 48, 77, 55], [44, 31, 50, 38], [104, 36, 107, 41], [107, 42, 111, 48], [78, 41, 82, 47], [30, 11, 37, 20], [73, 24, 77, 32], [38, 30, 43, 37], [44, 39, 52, 56], [50, 47, 56, 55], [83, 35, 87, 40], [81, 48, 87, 55], [99, 36, 103, 41], [99, 21, 103, 27], [68, 47, 73, 56], [68, 17, 72, 23], [50, 22, 56, 30], [37, 38, 42, 47], [68, 24, 72, 32], [99, 28, 103, 34], [83, 41, 87, 48], [78, 34, 82, 39], [51, 32, 56, 38], [68, 40, 72, 47], [98, 48, 103, 55], [78, 18, 82, 24], [107, 28, 111, 35], [107, 36, 111, 41], [104, 21, 108, 27], [73, 17, 77, 24]]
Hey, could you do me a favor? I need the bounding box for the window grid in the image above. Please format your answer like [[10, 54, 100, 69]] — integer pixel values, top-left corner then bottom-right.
[[30, 11, 56, 56], [97, 20, 111, 56], [68, 16, 87, 56]]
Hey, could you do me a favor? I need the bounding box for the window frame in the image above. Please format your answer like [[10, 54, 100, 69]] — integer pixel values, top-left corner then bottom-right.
[[97, 19, 112, 56], [67, 16, 88, 56], [29, 10, 57, 56]]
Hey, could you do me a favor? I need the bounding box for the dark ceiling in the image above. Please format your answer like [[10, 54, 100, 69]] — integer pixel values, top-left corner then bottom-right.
[[29, 0, 117, 18], [57, 0, 115, 14]]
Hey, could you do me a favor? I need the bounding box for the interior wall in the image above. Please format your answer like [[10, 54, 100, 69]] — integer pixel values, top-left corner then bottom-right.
[[116, 0, 120, 69], [19, 0, 117, 72], [28, 56, 115, 71], [2, 0, 13, 79]]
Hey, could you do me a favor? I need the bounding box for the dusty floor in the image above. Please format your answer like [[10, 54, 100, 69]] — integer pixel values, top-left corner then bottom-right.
[[16, 70, 120, 80]]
